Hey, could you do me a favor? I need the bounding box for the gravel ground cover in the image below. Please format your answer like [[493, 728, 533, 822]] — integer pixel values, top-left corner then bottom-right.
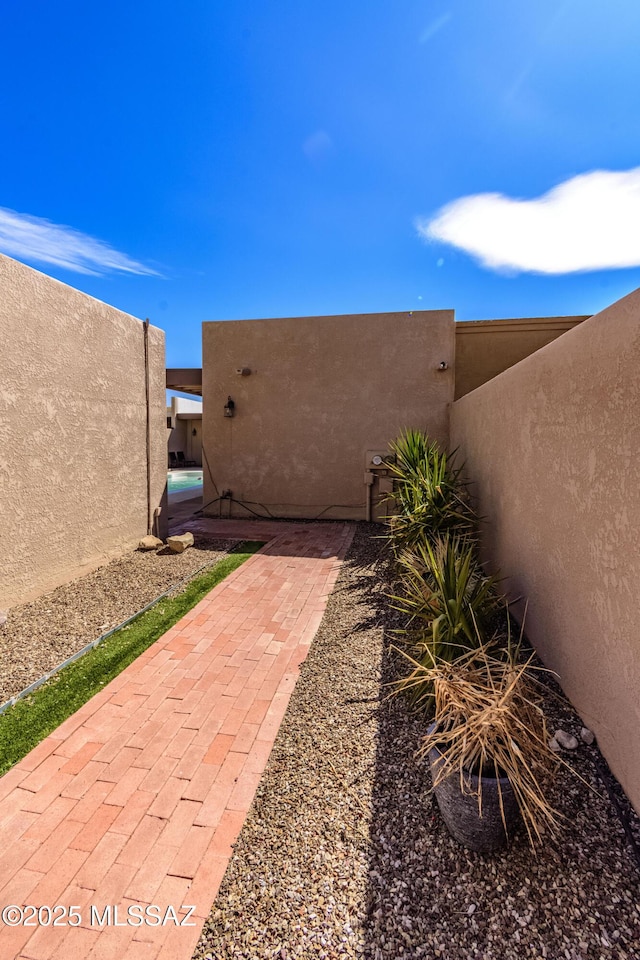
[[194, 523, 640, 960], [0, 536, 236, 703]]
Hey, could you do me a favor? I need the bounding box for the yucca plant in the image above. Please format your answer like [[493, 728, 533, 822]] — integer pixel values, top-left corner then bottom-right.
[[390, 535, 502, 709], [393, 640, 560, 847], [384, 430, 476, 554], [388, 428, 441, 480]]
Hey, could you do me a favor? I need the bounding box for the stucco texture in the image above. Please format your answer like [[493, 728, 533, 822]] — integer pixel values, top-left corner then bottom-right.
[[0, 254, 167, 608], [168, 398, 202, 466], [202, 310, 454, 520], [450, 287, 640, 810], [454, 315, 588, 399]]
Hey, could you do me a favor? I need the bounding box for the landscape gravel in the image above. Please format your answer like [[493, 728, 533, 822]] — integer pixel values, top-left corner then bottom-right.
[[194, 524, 640, 960], [0, 536, 236, 703]]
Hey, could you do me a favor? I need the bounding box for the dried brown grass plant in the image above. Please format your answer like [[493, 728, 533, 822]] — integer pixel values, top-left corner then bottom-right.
[[393, 636, 561, 847]]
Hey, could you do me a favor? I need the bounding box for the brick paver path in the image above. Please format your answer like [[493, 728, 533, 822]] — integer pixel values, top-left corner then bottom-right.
[[0, 520, 354, 960]]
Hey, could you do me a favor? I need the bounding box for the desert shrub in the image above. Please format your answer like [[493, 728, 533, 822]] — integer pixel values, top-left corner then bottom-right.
[[389, 534, 502, 708], [384, 429, 476, 555], [393, 639, 560, 846]]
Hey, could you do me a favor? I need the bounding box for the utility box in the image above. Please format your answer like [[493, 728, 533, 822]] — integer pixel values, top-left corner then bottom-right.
[[365, 449, 393, 469], [364, 450, 396, 521]]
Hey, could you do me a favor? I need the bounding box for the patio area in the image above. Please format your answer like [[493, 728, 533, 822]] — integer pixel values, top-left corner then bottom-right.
[[0, 520, 354, 960]]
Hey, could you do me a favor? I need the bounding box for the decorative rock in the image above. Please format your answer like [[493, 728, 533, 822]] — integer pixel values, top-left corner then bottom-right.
[[554, 729, 579, 750], [0, 610, 6, 628], [138, 535, 164, 551], [548, 736, 561, 753], [581, 726, 595, 745], [167, 532, 195, 553]]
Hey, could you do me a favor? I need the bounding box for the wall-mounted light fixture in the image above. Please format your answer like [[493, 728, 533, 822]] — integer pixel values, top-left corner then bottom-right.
[[438, 361, 449, 371], [192, 427, 197, 436], [224, 396, 235, 417], [235, 367, 252, 376]]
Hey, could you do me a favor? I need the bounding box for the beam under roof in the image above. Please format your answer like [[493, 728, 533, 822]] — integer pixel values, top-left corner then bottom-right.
[[166, 368, 202, 396]]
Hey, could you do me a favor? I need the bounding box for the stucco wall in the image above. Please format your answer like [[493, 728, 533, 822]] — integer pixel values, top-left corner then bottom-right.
[[168, 418, 189, 459], [0, 254, 167, 608], [168, 397, 203, 466], [455, 315, 588, 399], [168, 419, 202, 466], [450, 287, 640, 810], [202, 310, 454, 520]]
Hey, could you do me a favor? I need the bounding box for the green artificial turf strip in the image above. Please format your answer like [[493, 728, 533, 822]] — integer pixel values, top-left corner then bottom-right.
[[0, 541, 264, 775]]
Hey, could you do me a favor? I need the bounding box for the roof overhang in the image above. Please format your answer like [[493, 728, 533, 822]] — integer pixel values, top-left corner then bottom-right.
[[166, 368, 202, 396]]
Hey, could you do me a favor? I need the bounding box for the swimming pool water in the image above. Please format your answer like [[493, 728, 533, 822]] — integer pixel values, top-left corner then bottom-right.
[[167, 469, 203, 492]]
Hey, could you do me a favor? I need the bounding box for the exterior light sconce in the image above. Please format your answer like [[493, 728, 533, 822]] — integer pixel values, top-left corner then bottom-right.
[[192, 427, 197, 436], [438, 361, 449, 371], [224, 396, 235, 418]]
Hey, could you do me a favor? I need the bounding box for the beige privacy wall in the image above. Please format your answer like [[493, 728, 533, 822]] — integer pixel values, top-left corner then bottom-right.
[[450, 287, 640, 810], [202, 310, 454, 519], [0, 254, 167, 608], [454, 315, 588, 399]]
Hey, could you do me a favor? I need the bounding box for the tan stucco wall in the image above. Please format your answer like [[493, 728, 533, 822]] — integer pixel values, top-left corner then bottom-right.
[[168, 397, 203, 466], [454, 315, 588, 399], [450, 287, 640, 810], [202, 310, 454, 520], [168, 420, 202, 466], [0, 253, 167, 608], [168, 418, 189, 458]]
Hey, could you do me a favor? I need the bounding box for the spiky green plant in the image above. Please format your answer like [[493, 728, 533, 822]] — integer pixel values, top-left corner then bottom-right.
[[390, 535, 502, 709], [389, 428, 441, 480], [392, 535, 501, 658], [384, 430, 476, 553]]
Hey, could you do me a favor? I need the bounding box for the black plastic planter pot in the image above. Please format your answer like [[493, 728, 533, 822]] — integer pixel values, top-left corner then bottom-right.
[[427, 742, 521, 853]]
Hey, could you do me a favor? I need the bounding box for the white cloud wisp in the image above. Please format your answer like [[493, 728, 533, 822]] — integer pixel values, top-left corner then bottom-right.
[[0, 206, 160, 277], [418, 167, 640, 274]]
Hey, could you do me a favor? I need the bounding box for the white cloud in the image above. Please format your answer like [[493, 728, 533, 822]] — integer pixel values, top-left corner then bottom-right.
[[418, 167, 640, 274], [0, 206, 160, 276]]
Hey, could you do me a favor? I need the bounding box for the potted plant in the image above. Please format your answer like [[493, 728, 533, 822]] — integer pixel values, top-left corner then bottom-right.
[[383, 428, 558, 851], [394, 638, 560, 851]]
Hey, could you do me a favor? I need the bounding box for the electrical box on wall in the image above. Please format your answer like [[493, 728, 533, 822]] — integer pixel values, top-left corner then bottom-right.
[[365, 450, 394, 470], [364, 449, 396, 522]]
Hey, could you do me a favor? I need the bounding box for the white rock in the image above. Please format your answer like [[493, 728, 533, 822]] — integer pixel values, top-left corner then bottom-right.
[[548, 736, 561, 753], [554, 729, 579, 750], [138, 535, 163, 550], [580, 726, 595, 745], [167, 532, 195, 553], [0, 610, 6, 627]]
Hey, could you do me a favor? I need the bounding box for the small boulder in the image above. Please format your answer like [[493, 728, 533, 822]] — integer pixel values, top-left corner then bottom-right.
[[0, 610, 7, 628], [138, 535, 164, 551], [580, 726, 595, 745], [167, 532, 194, 553], [548, 735, 561, 753], [554, 729, 579, 750]]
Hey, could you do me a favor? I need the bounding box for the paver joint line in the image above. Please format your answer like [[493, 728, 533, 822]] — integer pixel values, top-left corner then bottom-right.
[[0, 520, 355, 960]]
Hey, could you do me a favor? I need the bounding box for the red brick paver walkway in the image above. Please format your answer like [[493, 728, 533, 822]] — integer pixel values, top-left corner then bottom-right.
[[0, 521, 354, 960]]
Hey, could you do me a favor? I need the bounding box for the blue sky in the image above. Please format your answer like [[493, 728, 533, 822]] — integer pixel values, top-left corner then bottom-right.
[[2, 0, 640, 373]]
